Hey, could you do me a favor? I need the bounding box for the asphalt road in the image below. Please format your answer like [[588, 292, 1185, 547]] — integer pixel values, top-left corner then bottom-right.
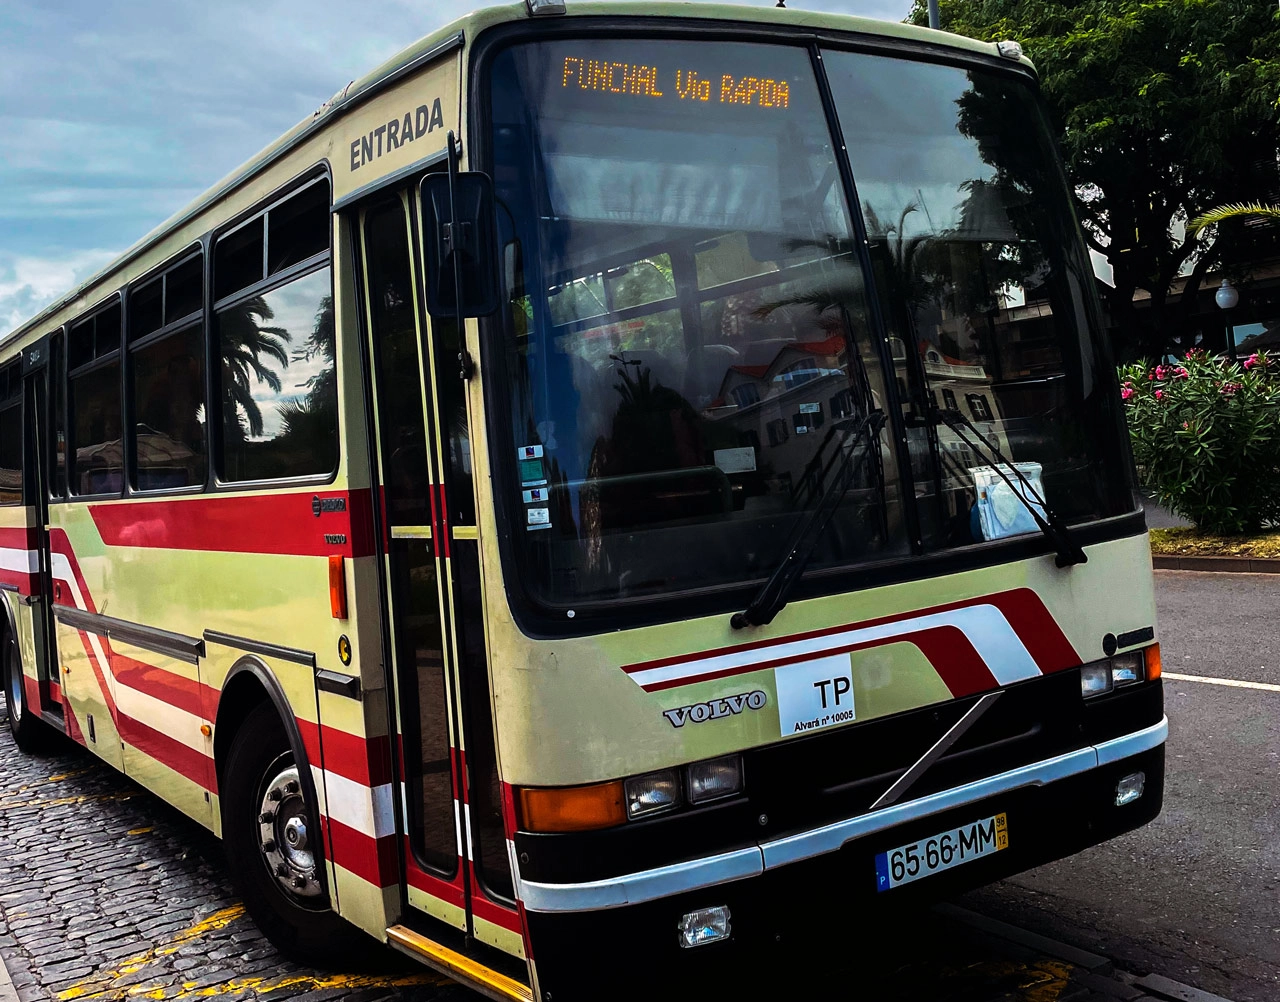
[[0, 569, 1274, 1002], [963, 570, 1280, 1002]]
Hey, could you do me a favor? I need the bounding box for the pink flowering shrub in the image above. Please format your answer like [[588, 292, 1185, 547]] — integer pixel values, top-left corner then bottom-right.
[[1120, 350, 1280, 534]]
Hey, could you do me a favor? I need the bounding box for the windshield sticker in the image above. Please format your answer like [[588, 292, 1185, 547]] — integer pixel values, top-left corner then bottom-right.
[[526, 507, 552, 531], [522, 487, 548, 504], [713, 447, 757, 475], [800, 402, 820, 414], [775, 654, 856, 735], [663, 689, 767, 728], [518, 445, 547, 487]]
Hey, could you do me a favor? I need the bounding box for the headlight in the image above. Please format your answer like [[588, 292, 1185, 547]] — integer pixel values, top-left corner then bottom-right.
[[624, 769, 681, 819], [687, 755, 743, 805], [1080, 662, 1113, 697], [1110, 652, 1143, 685]]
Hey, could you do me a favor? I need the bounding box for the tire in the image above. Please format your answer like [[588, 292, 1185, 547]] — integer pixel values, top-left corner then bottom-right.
[[4, 627, 49, 753], [222, 701, 374, 966]]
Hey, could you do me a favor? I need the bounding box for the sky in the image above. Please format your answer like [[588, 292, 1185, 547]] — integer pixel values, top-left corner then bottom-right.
[[0, 0, 914, 337]]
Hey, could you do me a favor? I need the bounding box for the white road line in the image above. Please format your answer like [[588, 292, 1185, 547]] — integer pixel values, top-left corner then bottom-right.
[[1163, 671, 1280, 693]]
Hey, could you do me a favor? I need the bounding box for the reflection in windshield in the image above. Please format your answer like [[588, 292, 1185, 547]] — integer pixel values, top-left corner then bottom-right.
[[492, 39, 907, 607], [824, 53, 1132, 549]]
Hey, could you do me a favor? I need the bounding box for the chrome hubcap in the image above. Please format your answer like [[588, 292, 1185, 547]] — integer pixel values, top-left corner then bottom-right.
[[258, 762, 320, 900]]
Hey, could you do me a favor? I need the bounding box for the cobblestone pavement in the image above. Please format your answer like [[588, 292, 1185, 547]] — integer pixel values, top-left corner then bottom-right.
[[0, 717, 473, 1002], [0, 714, 1235, 1002]]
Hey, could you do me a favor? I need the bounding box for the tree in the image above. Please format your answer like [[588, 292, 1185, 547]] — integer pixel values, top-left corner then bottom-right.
[[909, 0, 1280, 360]]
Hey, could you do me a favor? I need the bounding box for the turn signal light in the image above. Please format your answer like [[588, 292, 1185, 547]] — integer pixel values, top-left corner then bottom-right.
[[329, 555, 347, 620], [517, 781, 627, 833], [1144, 643, 1162, 680]]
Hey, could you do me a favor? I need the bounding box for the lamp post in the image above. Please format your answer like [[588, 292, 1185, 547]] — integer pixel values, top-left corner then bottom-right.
[[1215, 279, 1240, 362]]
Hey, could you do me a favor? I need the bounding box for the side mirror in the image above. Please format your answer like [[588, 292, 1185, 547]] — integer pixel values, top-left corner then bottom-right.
[[421, 170, 499, 319]]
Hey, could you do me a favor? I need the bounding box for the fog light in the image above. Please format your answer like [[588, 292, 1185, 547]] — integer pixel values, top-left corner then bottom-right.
[[688, 755, 743, 805], [1115, 771, 1145, 806], [1111, 652, 1143, 685], [624, 769, 681, 820], [678, 905, 731, 948], [1080, 663, 1112, 697]]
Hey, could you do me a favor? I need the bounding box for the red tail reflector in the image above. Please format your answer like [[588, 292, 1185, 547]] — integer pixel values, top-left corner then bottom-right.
[[329, 555, 347, 619]]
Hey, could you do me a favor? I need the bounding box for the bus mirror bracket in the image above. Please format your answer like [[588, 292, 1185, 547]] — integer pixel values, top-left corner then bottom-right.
[[421, 131, 499, 323]]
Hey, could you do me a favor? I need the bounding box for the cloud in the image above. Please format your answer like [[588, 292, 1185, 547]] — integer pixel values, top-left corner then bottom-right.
[[0, 0, 911, 336], [0, 249, 119, 338]]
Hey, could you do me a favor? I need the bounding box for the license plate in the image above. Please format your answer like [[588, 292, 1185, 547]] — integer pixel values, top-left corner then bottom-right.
[[874, 812, 1008, 892]]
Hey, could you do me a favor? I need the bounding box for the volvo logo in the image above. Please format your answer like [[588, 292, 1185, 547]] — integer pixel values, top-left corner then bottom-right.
[[662, 689, 767, 728]]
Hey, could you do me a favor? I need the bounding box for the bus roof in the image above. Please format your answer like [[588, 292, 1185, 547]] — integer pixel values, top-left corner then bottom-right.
[[5, 1, 1018, 348]]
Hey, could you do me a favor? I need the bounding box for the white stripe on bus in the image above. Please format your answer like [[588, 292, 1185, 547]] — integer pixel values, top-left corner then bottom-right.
[[315, 768, 396, 839], [0, 545, 38, 574], [626, 604, 1040, 690]]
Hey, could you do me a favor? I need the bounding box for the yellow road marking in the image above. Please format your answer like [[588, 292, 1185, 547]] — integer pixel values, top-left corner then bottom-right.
[[939, 959, 1074, 1002], [58, 907, 246, 1001], [1164, 671, 1280, 693], [127, 827, 153, 835], [142, 970, 446, 999]]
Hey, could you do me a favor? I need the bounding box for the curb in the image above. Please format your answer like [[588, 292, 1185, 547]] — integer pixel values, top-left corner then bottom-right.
[[936, 904, 1240, 1002], [1152, 554, 1280, 573]]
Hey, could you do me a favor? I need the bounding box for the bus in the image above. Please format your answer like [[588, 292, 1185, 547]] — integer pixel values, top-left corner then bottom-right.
[[0, 2, 1166, 999]]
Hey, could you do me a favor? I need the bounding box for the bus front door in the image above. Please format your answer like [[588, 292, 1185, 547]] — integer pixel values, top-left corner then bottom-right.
[[355, 189, 522, 962], [19, 340, 62, 722]]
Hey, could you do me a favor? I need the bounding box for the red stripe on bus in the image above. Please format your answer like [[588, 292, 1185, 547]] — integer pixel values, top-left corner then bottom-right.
[[906, 626, 1001, 697], [86, 490, 376, 558], [112, 653, 213, 719], [0, 569, 35, 597], [0, 526, 38, 549], [403, 843, 467, 907], [118, 713, 216, 792], [296, 720, 393, 789], [22, 673, 41, 714], [50, 529, 98, 613], [47, 680, 62, 703], [326, 815, 399, 888], [985, 590, 1080, 672], [623, 587, 1078, 675], [470, 882, 521, 934]]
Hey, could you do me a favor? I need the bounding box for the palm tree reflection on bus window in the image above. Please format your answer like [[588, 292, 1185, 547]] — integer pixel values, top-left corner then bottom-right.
[[217, 267, 337, 482]]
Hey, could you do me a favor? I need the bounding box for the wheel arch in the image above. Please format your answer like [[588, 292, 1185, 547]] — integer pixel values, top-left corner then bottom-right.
[[214, 656, 327, 888]]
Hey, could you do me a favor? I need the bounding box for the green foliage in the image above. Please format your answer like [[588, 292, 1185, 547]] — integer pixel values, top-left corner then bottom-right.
[[909, 0, 1280, 360], [1121, 350, 1280, 534], [1188, 202, 1280, 234]]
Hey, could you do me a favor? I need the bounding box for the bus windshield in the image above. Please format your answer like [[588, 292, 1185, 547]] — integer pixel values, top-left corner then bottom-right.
[[488, 36, 1131, 612]]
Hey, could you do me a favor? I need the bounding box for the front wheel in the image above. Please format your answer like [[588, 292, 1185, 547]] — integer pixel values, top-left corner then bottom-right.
[[222, 701, 373, 965], [4, 628, 50, 752]]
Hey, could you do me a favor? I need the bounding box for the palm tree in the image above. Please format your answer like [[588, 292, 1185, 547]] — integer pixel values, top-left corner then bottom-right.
[[1188, 203, 1280, 234], [218, 296, 290, 438]]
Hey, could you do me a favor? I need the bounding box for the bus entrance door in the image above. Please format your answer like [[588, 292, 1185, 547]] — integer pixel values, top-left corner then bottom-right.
[[356, 186, 524, 965], [19, 339, 63, 721]]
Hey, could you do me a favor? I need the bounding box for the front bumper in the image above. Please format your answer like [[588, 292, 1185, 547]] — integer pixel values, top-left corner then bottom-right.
[[522, 718, 1166, 1001]]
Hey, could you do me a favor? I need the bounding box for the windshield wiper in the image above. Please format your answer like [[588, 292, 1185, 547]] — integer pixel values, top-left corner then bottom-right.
[[731, 409, 887, 630], [933, 406, 1087, 568]]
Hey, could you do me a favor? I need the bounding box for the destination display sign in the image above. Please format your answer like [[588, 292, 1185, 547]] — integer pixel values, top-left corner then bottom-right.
[[560, 55, 791, 110]]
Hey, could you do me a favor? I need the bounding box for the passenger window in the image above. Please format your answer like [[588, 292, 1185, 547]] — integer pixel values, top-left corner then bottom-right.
[[128, 252, 208, 491], [268, 182, 329, 275], [0, 365, 22, 505], [215, 267, 337, 482], [215, 218, 264, 302], [68, 302, 123, 496], [132, 326, 207, 490]]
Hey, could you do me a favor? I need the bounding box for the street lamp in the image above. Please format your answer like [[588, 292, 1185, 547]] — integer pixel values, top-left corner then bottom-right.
[[1215, 279, 1240, 362]]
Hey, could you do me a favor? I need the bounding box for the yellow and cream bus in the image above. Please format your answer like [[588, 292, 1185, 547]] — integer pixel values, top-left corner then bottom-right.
[[1, 2, 1166, 998]]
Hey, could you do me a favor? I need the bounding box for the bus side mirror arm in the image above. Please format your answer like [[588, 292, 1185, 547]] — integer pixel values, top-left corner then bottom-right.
[[421, 131, 500, 327]]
